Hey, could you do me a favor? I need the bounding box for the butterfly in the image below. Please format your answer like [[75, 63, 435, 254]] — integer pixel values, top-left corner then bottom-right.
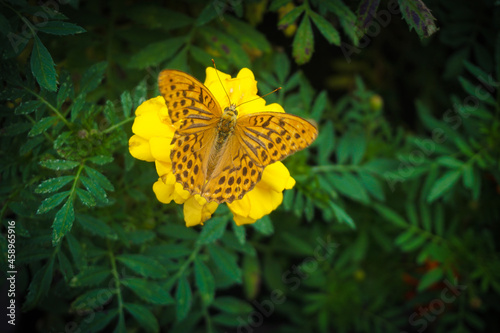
[[158, 69, 318, 204]]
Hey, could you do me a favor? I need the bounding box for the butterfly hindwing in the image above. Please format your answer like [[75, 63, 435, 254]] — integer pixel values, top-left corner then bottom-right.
[[158, 70, 221, 134], [235, 112, 318, 166]]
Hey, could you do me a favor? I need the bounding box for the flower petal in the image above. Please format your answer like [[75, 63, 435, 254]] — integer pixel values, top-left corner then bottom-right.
[[132, 97, 175, 139], [150, 136, 173, 163], [259, 162, 294, 192], [153, 178, 175, 204], [183, 195, 219, 227], [129, 135, 154, 162]]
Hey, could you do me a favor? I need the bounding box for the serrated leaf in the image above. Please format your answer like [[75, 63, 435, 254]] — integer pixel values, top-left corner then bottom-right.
[[330, 202, 355, 228], [70, 266, 111, 287], [20, 136, 44, 155], [398, 0, 438, 39], [84, 166, 115, 191], [427, 170, 461, 203], [309, 11, 340, 45], [37, 191, 70, 214], [22, 256, 55, 311], [30, 35, 57, 91], [15, 100, 44, 115], [194, 258, 215, 306], [317, 120, 335, 164], [121, 278, 174, 305], [117, 254, 167, 278], [36, 176, 74, 194], [87, 155, 114, 165], [79, 61, 107, 94], [79, 309, 118, 333], [196, 2, 219, 26], [208, 244, 242, 283], [128, 37, 186, 69], [277, 6, 304, 28], [232, 223, 246, 245], [417, 268, 443, 291], [328, 172, 370, 203], [197, 216, 228, 244], [71, 288, 114, 312], [76, 214, 117, 239], [124, 303, 159, 333], [120, 90, 133, 118], [80, 176, 108, 203], [212, 296, 253, 314], [159, 224, 198, 240], [372, 203, 408, 228], [76, 188, 96, 207], [458, 76, 496, 106], [358, 172, 385, 201], [39, 159, 79, 170], [175, 275, 192, 321], [36, 21, 86, 35], [292, 16, 314, 64], [57, 251, 73, 282], [251, 215, 274, 235], [52, 199, 75, 245], [57, 73, 74, 108], [357, 0, 381, 31], [28, 116, 58, 136]]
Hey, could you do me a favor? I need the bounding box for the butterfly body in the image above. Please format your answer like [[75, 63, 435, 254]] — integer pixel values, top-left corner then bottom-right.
[[159, 69, 318, 204]]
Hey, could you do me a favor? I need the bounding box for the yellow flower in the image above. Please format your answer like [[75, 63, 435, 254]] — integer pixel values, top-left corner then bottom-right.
[[129, 67, 296, 227]]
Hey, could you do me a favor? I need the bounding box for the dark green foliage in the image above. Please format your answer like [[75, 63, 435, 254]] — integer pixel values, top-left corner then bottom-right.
[[1, 0, 499, 332]]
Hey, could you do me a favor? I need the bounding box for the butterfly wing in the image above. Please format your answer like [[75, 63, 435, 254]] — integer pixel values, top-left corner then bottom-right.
[[235, 112, 318, 166], [158, 69, 222, 134], [200, 112, 318, 203], [158, 70, 223, 195]]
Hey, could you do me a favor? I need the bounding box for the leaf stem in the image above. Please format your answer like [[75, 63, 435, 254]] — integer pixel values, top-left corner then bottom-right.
[[108, 241, 124, 315], [101, 116, 135, 134], [23, 86, 72, 128]]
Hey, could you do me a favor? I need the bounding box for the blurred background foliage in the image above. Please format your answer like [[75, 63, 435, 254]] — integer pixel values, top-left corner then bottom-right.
[[1, 0, 499, 332]]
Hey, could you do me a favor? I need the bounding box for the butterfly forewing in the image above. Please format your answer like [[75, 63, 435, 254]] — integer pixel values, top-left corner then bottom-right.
[[158, 70, 221, 134]]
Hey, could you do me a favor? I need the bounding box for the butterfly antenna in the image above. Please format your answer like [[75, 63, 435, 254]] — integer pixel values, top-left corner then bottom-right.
[[236, 87, 282, 108], [212, 59, 232, 105]]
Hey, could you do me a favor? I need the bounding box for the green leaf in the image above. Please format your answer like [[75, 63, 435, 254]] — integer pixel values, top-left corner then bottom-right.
[[122, 278, 174, 305], [197, 216, 228, 244], [79, 309, 118, 333], [71, 288, 114, 311], [87, 155, 114, 165], [309, 11, 340, 45], [22, 256, 55, 311], [417, 268, 443, 291], [66, 233, 85, 269], [159, 224, 198, 240], [80, 176, 108, 203], [225, 16, 271, 53], [57, 72, 74, 108], [28, 116, 58, 136], [317, 120, 335, 164], [398, 0, 438, 39], [76, 188, 96, 207], [36, 176, 75, 194], [79, 61, 107, 94], [37, 191, 70, 214], [277, 6, 304, 28], [252, 215, 274, 235], [436, 156, 463, 169], [15, 100, 44, 115], [372, 203, 408, 228], [124, 303, 159, 333], [3, 122, 31, 136], [330, 202, 355, 228], [57, 251, 73, 282], [328, 172, 370, 203], [52, 199, 75, 245], [30, 35, 58, 91], [427, 170, 461, 203], [357, 0, 381, 31], [458, 76, 496, 106], [196, 2, 219, 26], [275, 52, 290, 84], [292, 16, 314, 64], [232, 223, 246, 245], [208, 244, 242, 283], [194, 258, 215, 306], [131, 38, 186, 69], [76, 214, 117, 239], [175, 275, 193, 321], [311, 90, 328, 121], [84, 166, 115, 191], [324, 0, 359, 46], [70, 266, 111, 287], [358, 172, 385, 201], [117, 254, 168, 279], [36, 21, 86, 35], [39, 159, 79, 170], [212, 296, 253, 314]]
